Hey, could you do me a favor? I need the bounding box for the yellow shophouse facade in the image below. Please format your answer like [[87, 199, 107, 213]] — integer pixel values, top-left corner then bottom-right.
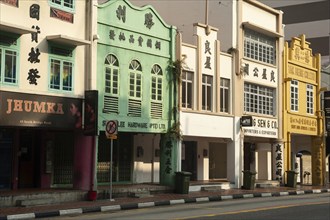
[[283, 35, 325, 186]]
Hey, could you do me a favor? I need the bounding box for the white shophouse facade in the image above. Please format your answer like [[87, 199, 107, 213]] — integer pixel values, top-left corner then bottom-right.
[[178, 23, 235, 188], [232, 0, 284, 186]]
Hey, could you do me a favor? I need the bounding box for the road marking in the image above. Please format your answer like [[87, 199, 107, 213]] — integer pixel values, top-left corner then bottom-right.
[[173, 201, 330, 220]]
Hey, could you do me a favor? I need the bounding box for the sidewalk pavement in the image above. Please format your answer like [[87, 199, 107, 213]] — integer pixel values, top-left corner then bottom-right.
[[1, 185, 329, 220]]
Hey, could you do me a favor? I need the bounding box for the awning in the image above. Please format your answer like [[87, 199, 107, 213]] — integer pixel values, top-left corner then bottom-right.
[[242, 22, 283, 38], [0, 21, 37, 35], [46, 34, 91, 46]]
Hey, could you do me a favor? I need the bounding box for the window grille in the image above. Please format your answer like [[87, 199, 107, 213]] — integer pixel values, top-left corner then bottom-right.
[[244, 83, 275, 115]]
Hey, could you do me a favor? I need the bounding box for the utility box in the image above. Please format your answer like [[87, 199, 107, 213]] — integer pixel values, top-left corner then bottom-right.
[[175, 171, 191, 194]]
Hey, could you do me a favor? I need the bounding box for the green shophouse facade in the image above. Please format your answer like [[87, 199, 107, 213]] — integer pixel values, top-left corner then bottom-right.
[[96, 0, 178, 186]]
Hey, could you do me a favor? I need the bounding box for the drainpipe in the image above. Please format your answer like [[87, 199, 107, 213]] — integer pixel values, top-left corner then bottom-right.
[[151, 134, 156, 183], [85, 0, 96, 192]]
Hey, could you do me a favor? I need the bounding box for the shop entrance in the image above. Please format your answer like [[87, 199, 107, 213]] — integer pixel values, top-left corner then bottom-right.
[[296, 150, 312, 185], [244, 142, 255, 171], [209, 143, 227, 179], [18, 129, 41, 188], [97, 132, 133, 183], [0, 129, 14, 189], [181, 141, 197, 180]]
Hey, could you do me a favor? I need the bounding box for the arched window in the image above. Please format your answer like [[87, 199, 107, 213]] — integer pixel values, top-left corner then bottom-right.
[[129, 60, 142, 99], [103, 54, 119, 114], [151, 64, 163, 101], [104, 54, 119, 95]]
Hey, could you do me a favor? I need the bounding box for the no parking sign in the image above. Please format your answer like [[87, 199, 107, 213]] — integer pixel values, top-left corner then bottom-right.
[[105, 120, 118, 139]]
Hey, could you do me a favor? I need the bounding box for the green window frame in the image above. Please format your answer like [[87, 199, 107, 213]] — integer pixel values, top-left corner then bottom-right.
[[105, 54, 119, 96], [129, 60, 142, 99], [0, 34, 19, 86], [151, 64, 163, 101], [49, 0, 75, 13], [49, 45, 74, 92]]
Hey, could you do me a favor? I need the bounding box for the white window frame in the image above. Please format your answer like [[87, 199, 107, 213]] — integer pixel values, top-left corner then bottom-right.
[[129, 60, 142, 99], [244, 83, 275, 116], [151, 64, 163, 102], [290, 80, 299, 112], [244, 29, 276, 65], [104, 54, 119, 96], [306, 84, 314, 114], [202, 74, 213, 111], [220, 77, 230, 113], [181, 70, 193, 109]]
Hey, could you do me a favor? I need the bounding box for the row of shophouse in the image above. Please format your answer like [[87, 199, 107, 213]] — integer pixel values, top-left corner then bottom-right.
[[0, 0, 328, 192]]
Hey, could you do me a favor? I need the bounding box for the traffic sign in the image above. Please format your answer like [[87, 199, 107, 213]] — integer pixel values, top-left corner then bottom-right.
[[106, 120, 118, 136], [106, 134, 117, 139]]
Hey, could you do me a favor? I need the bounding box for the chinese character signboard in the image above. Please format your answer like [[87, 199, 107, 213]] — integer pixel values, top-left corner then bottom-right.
[[274, 143, 283, 183], [325, 91, 330, 132], [243, 60, 277, 87], [195, 24, 217, 76]]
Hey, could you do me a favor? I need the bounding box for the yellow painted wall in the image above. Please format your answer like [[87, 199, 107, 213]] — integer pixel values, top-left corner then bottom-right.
[[282, 35, 325, 185]]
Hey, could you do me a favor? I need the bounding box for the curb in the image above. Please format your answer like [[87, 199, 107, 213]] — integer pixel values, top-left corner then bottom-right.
[[1, 189, 329, 220]]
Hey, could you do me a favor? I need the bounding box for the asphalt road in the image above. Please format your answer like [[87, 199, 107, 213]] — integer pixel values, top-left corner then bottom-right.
[[51, 193, 330, 220]]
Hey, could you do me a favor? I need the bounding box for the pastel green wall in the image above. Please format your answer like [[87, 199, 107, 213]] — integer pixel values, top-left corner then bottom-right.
[[97, 0, 178, 186], [97, 0, 177, 134]]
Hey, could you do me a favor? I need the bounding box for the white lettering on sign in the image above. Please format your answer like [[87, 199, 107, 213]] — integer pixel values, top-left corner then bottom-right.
[[102, 120, 166, 131]]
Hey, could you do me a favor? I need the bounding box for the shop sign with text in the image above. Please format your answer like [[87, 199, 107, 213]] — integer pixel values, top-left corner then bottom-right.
[[102, 120, 167, 133], [243, 60, 277, 88], [243, 116, 278, 138], [0, 91, 82, 129], [287, 114, 317, 135]]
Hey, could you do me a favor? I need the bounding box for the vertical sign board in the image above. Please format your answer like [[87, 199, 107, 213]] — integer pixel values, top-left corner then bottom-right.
[[324, 91, 330, 132], [84, 90, 98, 136], [324, 91, 330, 156]]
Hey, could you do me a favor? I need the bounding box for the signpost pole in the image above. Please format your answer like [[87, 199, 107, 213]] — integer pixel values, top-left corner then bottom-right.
[[110, 138, 113, 201], [105, 120, 118, 201]]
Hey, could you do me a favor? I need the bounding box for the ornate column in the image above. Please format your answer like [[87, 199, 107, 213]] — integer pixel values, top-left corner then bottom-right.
[[312, 136, 324, 185]]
